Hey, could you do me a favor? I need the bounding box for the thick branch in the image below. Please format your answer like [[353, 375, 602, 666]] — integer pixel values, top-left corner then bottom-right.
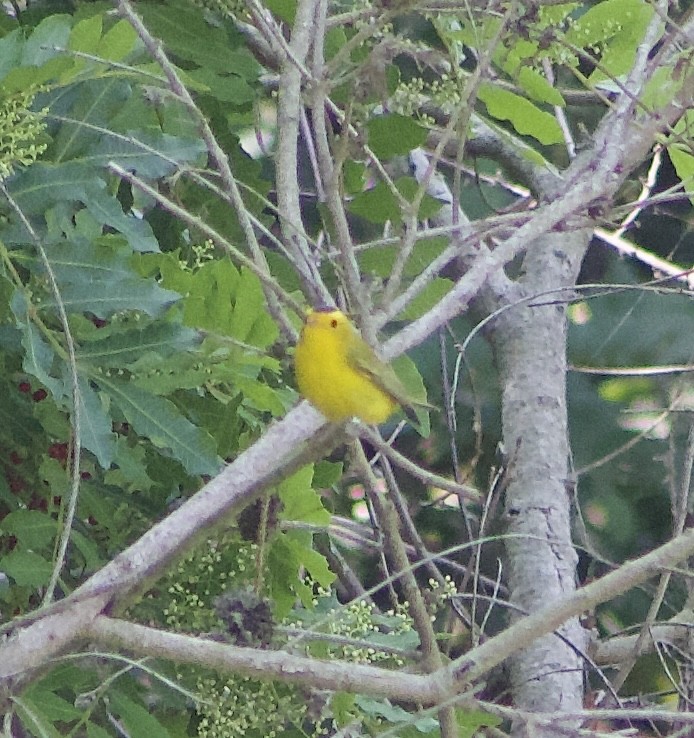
[[88, 617, 447, 705]]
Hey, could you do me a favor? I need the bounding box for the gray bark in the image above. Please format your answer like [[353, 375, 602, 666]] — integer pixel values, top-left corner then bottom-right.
[[490, 233, 590, 736]]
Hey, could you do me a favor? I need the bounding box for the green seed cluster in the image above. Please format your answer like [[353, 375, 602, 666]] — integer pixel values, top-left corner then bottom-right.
[[162, 537, 258, 632], [196, 677, 306, 738], [0, 90, 48, 179]]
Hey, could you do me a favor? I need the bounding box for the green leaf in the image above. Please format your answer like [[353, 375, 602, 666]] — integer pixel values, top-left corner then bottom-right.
[[22, 14, 71, 66], [343, 160, 367, 194], [396, 278, 453, 320], [102, 377, 220, 476], [85, 188, 160, 253], [68, 13, 102, 55], [24, 686, 82, 722], [478, 84, 563, 145], [348, 182, 401, 224], [70, 528, 104, 572], [229, 268, 278, 345], [76, 378, 116, 469], [87, 132, 207, 178], [355, 697, 438, 731], [456, 708, 502, 738], [668, 145, 694, 205], [233, 376, 286, 415], [348, 177, 442, 225], [110, 692, 172, 738], [8, 161, 95, 213], [1, 510, 56, 550], [267, 531, 334, 619], [104, 438, 155, 492], [392, 354, 432, 436], [87, 724, 113, 738], [77, 323, 200, 369], [516, 66, 565, 106], [1, 550, 53, 587], [313, 460, 343, 488], [367, 114, 427, 159], [138, 0, 259, 76], [15, 702, 63, 738], [264, 0, 297, 23], [97, 19, 138, 62], [187, 68, 255, 105], [566, 0, 655, 80], [35, 238, 179, 318], [1, 55, 73, 92], [332, 692, 357, 727], [11, 294, 66, 399], [278, 466, 331, 525], [283, 531, 334, 587], [0, 31, 23, 84]]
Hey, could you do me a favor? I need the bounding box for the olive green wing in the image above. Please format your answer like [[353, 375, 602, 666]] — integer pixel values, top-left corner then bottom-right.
[[346, 336, 429, 425]]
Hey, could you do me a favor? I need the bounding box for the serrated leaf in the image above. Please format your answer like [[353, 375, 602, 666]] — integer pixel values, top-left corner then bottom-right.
[[8, 161, 96, 213], [478, 84, 563, 145], [138, 1, 258, 76], [77, 323, 200, 369], [11, 294, 66, 399], [267, 532, 333, 619], [75, 377, 116, 469], [278, 466, 330, 525], [233, 376, 285, 415], [313, 460, 343, 488], [283, 531, 334, 587], [87, 132, 207, 178], [174, 259, 239, 333], [1, 510, 56, 550], [34, 238, 179, 318], [85, 187, 160, 253], [1, 550, 52, 587], [8, 160, 159, 252], [1, 55, 73, 92], [104, 438, 154, 492], [367, 114, 427, 159], [103, 377, 220, 476]]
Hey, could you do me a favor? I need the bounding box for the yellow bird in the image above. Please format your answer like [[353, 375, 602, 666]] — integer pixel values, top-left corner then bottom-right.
[[294, 307, 430, 424]]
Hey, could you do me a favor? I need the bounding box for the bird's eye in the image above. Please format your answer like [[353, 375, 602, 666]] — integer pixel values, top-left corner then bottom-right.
[[330, 319, 338, 328]]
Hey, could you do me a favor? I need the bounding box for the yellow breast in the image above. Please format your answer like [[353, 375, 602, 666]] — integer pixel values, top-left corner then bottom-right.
[[295, 314, 397, 424]]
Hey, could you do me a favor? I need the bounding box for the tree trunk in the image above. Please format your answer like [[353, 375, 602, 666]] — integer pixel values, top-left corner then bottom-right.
[[490, 233, 590, 736]]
